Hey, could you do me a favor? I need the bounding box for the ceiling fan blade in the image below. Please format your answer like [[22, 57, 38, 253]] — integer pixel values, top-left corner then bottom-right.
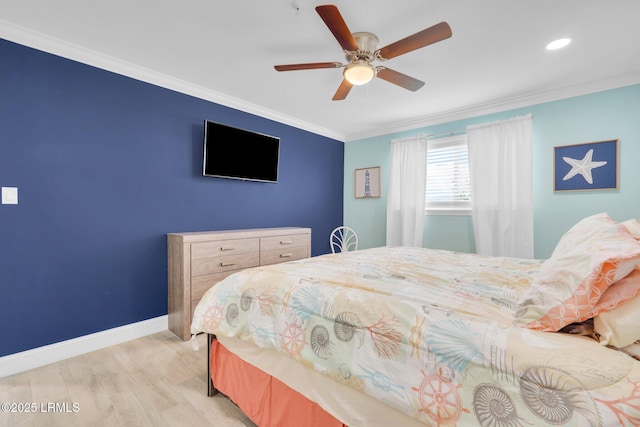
[[274, 62, 342, 72], [376, 67, 425, 91], [315, 5, 359, 52], [332, 79, 353, 101], [377, 22, 452, 60]]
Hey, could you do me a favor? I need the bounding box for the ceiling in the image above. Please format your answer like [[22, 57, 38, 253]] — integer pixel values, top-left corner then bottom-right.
[[1, 0, 639, 142]]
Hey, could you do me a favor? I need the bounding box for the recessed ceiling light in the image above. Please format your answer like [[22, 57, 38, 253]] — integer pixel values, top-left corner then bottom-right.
[[546, 38, 572, 50]]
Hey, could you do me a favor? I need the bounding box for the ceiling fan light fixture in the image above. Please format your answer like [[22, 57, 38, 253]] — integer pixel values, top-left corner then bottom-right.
[[343, 62, 376, 85]]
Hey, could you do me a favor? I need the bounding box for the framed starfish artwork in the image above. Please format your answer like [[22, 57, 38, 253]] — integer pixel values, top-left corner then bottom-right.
[[553, 139, 619, 191]]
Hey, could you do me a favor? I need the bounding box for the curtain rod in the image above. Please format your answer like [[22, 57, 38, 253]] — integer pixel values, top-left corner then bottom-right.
[[427, 128, 467, 139]]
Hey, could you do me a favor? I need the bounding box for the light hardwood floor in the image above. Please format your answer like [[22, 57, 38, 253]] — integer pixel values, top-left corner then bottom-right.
[[0, 331, 257, 427]]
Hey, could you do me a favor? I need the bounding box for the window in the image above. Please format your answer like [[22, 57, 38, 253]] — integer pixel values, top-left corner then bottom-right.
[[425, 135, 471, 215]]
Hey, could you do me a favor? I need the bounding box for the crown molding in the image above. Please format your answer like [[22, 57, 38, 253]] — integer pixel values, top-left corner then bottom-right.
[[345, 72, 640, 142], [0, 19, 346, 142], [4, 19, 638, 145]]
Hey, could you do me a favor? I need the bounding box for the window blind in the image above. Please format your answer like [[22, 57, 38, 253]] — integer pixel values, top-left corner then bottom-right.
[[425, 135, 471, 213]]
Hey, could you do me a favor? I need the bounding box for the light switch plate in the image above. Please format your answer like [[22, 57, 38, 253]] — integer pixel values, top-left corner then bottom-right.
[[1, 187, 18, 204]]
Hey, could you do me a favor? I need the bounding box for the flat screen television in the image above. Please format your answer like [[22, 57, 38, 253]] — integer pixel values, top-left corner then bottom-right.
[[203, 120, 280, 183]]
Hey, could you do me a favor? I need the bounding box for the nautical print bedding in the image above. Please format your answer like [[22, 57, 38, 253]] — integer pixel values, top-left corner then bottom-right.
[[191, 246, 640, 426]]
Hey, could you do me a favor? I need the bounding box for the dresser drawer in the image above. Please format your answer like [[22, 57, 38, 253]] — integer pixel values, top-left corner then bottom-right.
[[261, 246, 308, 266], [261, 234, 309, 251], [191, 252, 259, 276], [190, 271, 238, 322], [191, 238, 259, 260], [191, 271, 236, 301]]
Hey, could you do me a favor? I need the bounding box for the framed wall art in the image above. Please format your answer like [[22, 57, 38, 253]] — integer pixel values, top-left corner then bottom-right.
[[553, 139, 619, 191], [354, 166, 381, 198]]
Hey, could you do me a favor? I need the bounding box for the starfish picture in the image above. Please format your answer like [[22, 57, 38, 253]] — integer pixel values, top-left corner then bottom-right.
[[562, 149, 607, 184]]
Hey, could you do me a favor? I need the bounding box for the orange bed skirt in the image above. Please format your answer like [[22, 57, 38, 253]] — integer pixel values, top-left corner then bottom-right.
[[210, 338, 348, 427]]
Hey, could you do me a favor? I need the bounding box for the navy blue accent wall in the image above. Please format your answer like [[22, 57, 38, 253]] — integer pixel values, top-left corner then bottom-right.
[[0, 38, 344, 357]]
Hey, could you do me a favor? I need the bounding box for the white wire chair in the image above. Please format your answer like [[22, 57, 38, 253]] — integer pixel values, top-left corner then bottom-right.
[[330, 226, 358, 253]]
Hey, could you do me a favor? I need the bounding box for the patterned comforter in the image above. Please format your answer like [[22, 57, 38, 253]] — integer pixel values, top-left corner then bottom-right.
[[191, 246, 640, 426]]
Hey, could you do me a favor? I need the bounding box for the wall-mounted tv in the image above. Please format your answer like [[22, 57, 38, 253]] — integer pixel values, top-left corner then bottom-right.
[[203, 120, 280, 183]]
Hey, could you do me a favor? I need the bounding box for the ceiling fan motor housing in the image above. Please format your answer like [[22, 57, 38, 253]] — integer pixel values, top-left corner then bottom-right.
[[346, 32, 380, 62]]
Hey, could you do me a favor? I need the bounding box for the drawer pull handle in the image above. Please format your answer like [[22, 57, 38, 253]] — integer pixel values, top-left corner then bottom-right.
[[280, 240, 293, 245], [220, 246, 235, 251], [280, 253, 293, 258], [220, 262, 236, 267]]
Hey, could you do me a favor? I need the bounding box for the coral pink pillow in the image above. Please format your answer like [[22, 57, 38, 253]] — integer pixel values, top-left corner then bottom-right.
[[514, 213, 640, 331]]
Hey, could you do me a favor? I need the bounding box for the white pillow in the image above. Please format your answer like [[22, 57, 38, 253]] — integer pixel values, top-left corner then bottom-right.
[[621, 342, 640, 359], [594, 292, 640, 348], [622, 219, 640, 240]]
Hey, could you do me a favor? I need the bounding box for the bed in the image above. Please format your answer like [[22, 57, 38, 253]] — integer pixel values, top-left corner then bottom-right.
[[191, 213, 640, 426]]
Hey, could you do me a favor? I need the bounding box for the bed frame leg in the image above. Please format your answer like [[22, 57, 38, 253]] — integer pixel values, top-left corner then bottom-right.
[[207, 334, 219, 397]]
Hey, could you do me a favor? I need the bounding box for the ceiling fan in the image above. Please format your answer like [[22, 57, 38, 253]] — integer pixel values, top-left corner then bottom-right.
[[274, 4, 452, 101]]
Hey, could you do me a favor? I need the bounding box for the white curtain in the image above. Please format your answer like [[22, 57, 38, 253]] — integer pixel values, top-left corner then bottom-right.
[[386, 135, 427, 247], [467, 114, 533, 258]]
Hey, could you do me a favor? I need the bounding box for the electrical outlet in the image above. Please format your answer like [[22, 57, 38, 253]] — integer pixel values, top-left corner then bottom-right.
[[1, 187, 18, 205]]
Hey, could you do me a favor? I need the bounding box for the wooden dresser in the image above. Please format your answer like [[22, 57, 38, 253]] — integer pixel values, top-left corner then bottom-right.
[[167, 227, 311, 340]]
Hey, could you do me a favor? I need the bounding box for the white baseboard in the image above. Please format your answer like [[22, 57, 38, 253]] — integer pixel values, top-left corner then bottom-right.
[[0, 315, 168, 378]]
